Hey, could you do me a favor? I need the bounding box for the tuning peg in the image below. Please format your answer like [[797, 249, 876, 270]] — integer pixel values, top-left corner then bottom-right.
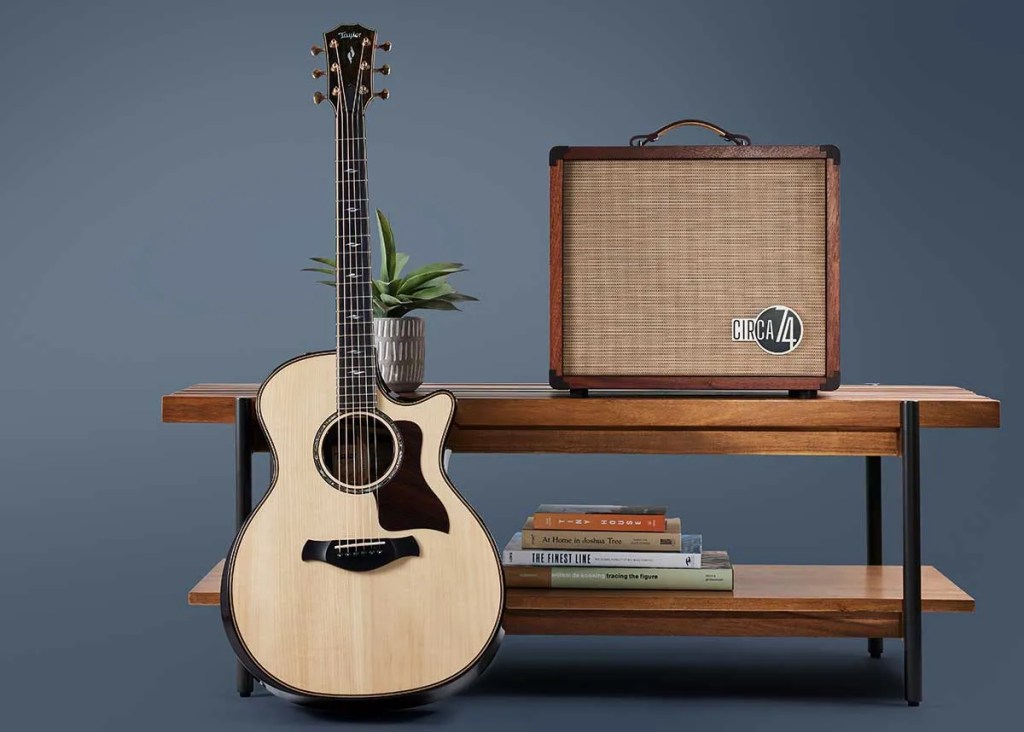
[[313, 91, 326, 105], [311, 69, 325, 79], [375, 89, 390, 100], [374, 64, 391, 76], [310, 45, 324, 56], [376, 41, 392, 52]]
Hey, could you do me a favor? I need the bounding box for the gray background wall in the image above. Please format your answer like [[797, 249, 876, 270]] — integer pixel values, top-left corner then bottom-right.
[[0, 0, 1020, 729]]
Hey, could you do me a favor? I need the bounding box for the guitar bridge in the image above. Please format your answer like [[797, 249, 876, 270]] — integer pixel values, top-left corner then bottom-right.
[[301, 536, 420, 572]]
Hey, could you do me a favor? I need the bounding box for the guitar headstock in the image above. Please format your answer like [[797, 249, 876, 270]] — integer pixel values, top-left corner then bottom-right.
[[311, 23, 390, 115]]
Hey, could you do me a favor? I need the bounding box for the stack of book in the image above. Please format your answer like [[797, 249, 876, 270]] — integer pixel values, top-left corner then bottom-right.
[[502, 504, 733, 590]]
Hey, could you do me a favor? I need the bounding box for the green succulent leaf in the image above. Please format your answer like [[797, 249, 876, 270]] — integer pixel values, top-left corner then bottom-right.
[[438, 292, 479, 302], [407, 282, 456, 300], [379, 293, 405, 308], [393, 252, 410, 279], [302, 267, 337, 276], [376, 209, 397, 281], [398, 263, 465, 294], [317, 280, 335, 287], [309, 257, 337, 267]]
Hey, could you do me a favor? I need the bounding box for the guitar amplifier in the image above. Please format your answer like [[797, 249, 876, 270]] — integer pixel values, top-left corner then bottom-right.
[[549, 119, 840, 396]]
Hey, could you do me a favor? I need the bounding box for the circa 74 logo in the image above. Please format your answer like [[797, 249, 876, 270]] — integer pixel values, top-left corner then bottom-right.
[[731, 305, 803, 355]]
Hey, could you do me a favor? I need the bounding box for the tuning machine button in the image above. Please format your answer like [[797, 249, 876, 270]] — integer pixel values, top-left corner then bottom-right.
[[313, 91, 326, 105], [311, 69, 325, 79], [376, 41, 392, 52], [375, 89, 390, 100], [311, 45, 324, 56], [374, 64, 391, 76]]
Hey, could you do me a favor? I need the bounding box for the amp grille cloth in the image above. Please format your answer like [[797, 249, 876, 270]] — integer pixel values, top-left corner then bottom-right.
[[561, 158, 826, 376]]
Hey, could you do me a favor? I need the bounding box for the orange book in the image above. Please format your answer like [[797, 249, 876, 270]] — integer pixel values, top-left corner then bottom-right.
[[532, 504, 667, 532]]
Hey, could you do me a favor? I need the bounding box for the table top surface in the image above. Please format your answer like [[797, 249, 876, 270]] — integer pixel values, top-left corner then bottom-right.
[[189, 559, 974, 613], [163, 383, 999, 430]]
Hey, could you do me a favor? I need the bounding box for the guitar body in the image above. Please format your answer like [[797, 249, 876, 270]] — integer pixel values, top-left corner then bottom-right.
[[221, 352, 504, 706]]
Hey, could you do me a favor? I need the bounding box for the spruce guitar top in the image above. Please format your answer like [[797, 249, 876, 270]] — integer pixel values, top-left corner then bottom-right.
[[220, 23, 504, 708]]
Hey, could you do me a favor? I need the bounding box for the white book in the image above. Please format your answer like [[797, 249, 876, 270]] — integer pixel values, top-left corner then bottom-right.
[[502, 532, 702, 569]]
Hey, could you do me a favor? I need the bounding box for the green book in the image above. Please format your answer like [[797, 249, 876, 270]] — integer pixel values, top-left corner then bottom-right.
[[504, 551, 733, 590]]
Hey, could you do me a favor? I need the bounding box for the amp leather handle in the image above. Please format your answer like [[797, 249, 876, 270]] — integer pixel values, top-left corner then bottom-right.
[[629, 119, 751, 147]]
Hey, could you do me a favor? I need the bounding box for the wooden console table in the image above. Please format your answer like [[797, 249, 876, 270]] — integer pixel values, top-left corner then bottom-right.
[[163, 383, 1000, 706]]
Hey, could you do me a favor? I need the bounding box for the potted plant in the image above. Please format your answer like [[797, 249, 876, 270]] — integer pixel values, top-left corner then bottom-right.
[[305, 209, 476, 393]]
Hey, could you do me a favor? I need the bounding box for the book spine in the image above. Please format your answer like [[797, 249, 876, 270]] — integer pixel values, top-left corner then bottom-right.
[[504, 566, 734, 591], [503, 546, 701, 569], [533, 513, 666, 532], [521, 529, 681, 551]]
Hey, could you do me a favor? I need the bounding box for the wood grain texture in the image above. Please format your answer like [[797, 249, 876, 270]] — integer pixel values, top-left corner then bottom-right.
[[825, 157, 841, 382], [505, 565, 974, 613], [503, 612, 902, 638], [163, 383, 1000, 456], [448, 428, 899, 456], [549, 160, 563, 376], [560, 146, 833, 161], [555, 376, 831, 391], [194, 562, 973, 637], [223, 354, 503, 698]]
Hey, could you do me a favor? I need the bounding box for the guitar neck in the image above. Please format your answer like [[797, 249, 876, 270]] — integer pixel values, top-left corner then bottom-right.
[[335, 111, 375, 410]]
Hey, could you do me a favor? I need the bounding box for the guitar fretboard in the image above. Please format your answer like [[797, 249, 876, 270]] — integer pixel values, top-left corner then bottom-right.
[[335, 112, 376, 411]]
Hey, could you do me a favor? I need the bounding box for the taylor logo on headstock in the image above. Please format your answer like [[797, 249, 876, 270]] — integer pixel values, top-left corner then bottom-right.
[[731, 305, 803, 355], [310, 23, 390, 113]]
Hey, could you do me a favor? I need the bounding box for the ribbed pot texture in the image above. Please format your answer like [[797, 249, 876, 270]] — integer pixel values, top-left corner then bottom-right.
[[373, 316, 425, 393]]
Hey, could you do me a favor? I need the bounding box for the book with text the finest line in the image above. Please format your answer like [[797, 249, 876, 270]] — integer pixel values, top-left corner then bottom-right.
[[504, 552, 733, 590], [503, 532, 702, 568], [521, 516, 681, 551]]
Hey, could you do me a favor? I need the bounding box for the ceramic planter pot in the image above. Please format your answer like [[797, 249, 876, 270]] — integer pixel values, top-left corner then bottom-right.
[[373, 316, 425, 393]]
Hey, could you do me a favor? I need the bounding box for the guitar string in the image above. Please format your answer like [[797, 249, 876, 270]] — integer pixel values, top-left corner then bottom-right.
[[330, 39, 348, 554], [354, 50, 369, 524], [340, 46, 360, 549], [343, 62, 363, 545], [357, 39, 378, 521], [356, 107, 380, 497], [351, 42, 369, 547], [355, 50, 381, 510]]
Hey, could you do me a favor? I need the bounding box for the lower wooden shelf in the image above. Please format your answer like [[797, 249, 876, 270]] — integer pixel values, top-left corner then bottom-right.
[[191, 561, 973, 638]]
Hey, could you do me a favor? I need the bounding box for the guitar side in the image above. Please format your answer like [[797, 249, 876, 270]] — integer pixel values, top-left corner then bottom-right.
[[221, 351, 505, 707]]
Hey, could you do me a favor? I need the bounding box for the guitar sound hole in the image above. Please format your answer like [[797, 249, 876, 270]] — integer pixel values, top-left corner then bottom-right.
[[317, 412, 401, 493]]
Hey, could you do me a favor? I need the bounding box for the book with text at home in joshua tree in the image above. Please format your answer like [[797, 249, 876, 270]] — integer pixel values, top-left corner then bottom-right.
[[532, 504, 667, 532], [521, 516, 682, 551], [504, 551, 733, 590], [503, 532, 702, 568]]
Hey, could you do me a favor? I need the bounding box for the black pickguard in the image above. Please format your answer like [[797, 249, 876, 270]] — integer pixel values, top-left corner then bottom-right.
[[373, 420, 450, 533]]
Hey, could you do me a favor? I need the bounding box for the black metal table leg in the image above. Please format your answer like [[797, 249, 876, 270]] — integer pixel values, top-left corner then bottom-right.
[[235, 398, 255, 698], [866, 455, 883, 659], [902, 401, 922, 706]]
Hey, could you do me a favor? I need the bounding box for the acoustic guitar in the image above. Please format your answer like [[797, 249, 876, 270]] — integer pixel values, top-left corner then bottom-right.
[[220, 23, 504, 708]]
